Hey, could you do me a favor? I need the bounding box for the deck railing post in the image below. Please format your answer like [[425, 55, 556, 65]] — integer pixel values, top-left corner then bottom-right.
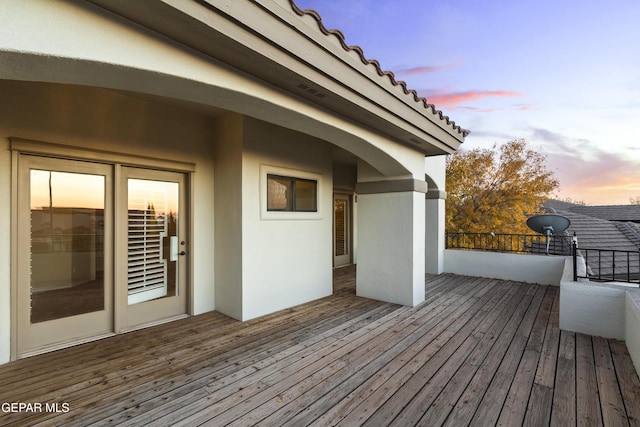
[[598, 251, 602, 280], [572, 233, 578, 282], [611, 250, 614, 281]]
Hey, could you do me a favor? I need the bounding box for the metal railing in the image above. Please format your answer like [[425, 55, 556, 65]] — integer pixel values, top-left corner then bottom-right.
[[445, 232, 573, 255], [446, 232, 640, 286], [574, 245, 640, 285]]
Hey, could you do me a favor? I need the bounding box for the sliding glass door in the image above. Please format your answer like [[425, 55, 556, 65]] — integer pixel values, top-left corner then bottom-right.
[[17, 156, 189, 355], [17, 156, 114, 354], [119, 167, 188, 330]]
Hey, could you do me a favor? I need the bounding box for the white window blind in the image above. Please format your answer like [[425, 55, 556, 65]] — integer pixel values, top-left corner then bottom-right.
[[127, 183, 168, 305]]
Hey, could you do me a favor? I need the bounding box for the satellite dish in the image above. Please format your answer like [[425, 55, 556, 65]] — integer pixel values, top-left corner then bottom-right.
[[526, 214, 571, 255]]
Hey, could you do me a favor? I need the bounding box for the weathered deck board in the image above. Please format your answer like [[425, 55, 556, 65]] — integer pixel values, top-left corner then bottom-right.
[[441, 283, 540, 426], [593, 336, 630, 425], [264, 277, 496, 427], [359, 279, 512, 426], [550, 330, 576, 426], [417, 281, 533, 426], [576, 333, 605, 426], [497, 286, 556, 427], [305, 277, 499, 427], [0, 267, 639, 427], [191, 274, 496, 425], [467, 285, 547, 426], [609, 340, 640, 425]]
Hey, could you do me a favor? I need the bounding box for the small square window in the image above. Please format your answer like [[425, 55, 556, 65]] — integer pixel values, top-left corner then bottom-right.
[[267, 174, 317, 212]]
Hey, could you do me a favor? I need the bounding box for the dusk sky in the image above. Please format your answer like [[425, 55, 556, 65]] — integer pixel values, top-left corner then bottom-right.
[[295, 0, 640, 205]]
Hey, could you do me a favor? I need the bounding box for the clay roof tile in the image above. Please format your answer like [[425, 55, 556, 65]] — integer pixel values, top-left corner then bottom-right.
[[289, 1, 470, 137]]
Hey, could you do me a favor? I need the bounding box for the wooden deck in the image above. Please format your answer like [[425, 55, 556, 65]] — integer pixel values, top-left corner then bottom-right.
[[1, 266, 639, 426]]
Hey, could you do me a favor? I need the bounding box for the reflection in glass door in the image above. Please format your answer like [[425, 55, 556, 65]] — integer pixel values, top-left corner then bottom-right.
[[127, 179, 179, 305], [30, 170, 106, 322], [18, 156, 113, 356], [120, 168, 187, 330]]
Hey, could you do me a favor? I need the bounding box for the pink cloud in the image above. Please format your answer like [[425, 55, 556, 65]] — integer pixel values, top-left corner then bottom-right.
[[532, 132, 640, 204], [396, 61, 462, 76], [516, 104, 538, 111], [426, 90, 522, 108], [475, 107, 504, 113]]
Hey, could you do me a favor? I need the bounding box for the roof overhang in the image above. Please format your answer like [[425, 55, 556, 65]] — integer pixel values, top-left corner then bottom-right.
[[87, 0, 466, 156]]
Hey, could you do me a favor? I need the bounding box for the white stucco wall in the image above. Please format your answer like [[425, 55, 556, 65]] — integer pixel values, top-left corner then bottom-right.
[[424, 156, 446, 275], [357, 191, 426, 306], [443, 250, 566, 285], [558, 256, 640, 376], [560, 281, 627, 340], [240, 118, 333, 320], [425, 198, 445, 274], [626, 291, 640, 377], [424, 155, 446, 190], [213, 115, 244, 320]]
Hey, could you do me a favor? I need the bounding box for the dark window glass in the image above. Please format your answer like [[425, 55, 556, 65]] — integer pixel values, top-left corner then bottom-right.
[[294, 179, 317, 211], [267, 175, 293, 211], [267, 174, 317, 212]]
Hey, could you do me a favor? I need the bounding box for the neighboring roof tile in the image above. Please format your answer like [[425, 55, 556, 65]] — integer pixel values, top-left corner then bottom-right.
[[568, 205, 640, 222], [543, 199, 582, 212], [289, 1, 470, 137], [543, 205, 640, 280], [558, 210, 639, 251], [617, 222, 640, 247]]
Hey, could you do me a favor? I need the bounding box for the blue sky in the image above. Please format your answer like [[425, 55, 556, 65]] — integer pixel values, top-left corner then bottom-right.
[[295, 0, 640, 205]]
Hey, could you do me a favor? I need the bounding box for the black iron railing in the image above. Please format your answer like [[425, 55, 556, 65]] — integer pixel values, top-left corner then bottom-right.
[[446, 232, 640, 286], [574, 246, 640, 285], [445, 232, 573, 255]]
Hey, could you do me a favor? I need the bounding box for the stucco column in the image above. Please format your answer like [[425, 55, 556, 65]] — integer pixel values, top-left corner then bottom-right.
[[425, 190, 446, 274], [355, 180, 426, 306], [424, 155, 447, 275]]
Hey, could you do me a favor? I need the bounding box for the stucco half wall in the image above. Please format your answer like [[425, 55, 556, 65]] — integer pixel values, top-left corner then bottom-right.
[[443, 250, 566, 286], [559, 258, 640, 376]]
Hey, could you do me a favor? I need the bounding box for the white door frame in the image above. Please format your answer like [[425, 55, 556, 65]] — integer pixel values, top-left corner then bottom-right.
[[12, 141, 194, 358], [117, 166, 189, 332], [16, 155, 114, 356]]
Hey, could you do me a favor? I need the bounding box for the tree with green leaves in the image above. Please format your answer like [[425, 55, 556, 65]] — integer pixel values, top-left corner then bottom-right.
[[446, 139, 559, 234]]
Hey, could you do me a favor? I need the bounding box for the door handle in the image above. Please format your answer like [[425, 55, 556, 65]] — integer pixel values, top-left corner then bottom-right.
[[171, 238, 187, 259], [170, 236, 178, 261]]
